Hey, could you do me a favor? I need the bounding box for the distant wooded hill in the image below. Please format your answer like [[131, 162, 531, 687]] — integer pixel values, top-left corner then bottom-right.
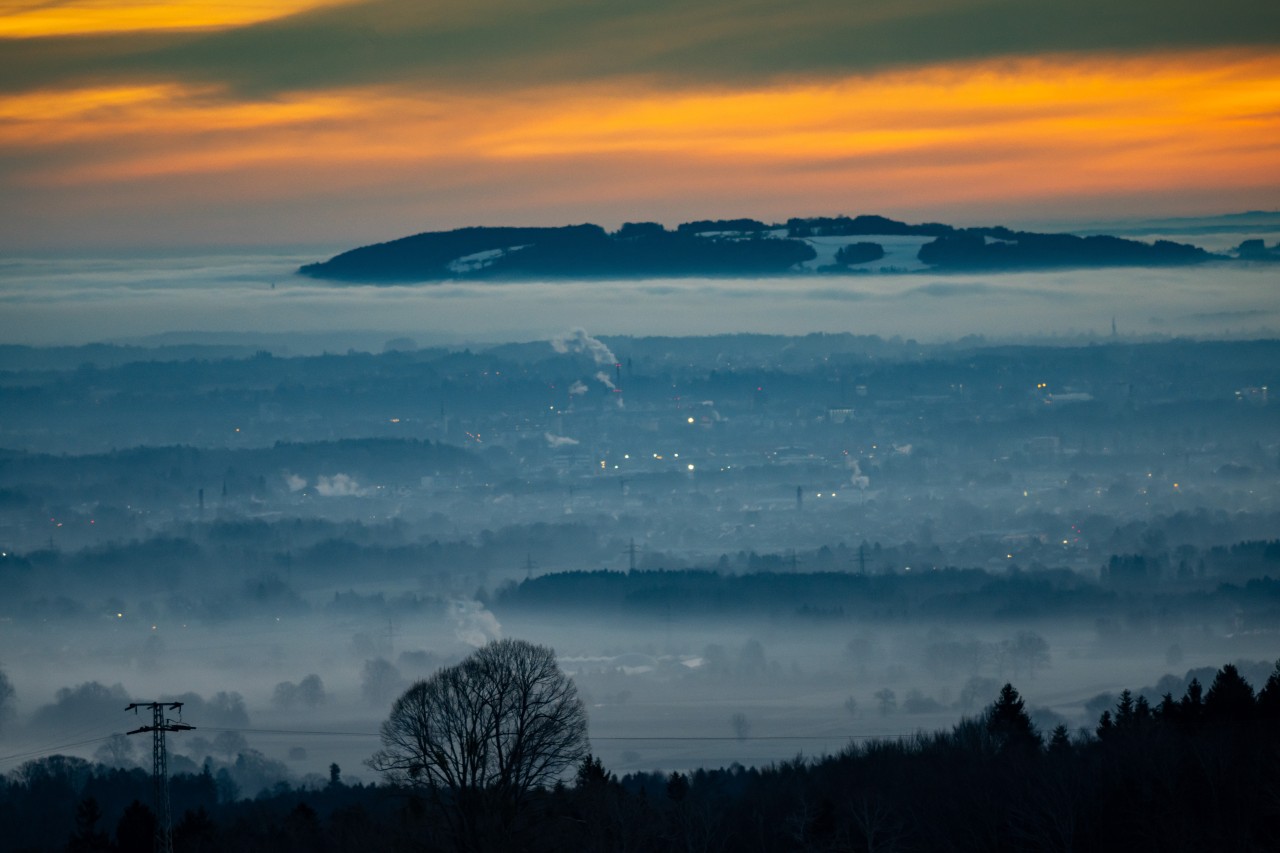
[[298, 215, 1224, 282]]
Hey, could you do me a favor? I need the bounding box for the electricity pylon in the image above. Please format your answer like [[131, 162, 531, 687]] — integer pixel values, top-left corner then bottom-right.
[[126, 701, 195, 853]]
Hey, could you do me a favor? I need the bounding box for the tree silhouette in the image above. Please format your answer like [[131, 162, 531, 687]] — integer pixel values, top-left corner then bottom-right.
[[834, 241, 885, 266], [272, 673, 326, 710], [1179, 677, 1205, 726], [986, 683, 1038, 752], [1047, 723, 1071, 753], [1256, 660, 1280, 720], [369, 638, 588, 850], [1204, 663, 1255, 722]]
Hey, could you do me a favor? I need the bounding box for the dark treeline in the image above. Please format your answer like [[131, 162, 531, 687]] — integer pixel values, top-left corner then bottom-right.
[[5, 662, 1279, 852], [0, 438, 480, 496], [494, 551, 1280, 624], [5, 533, 1279, 629], [296, 215, 1221, 283], [298, 223, 817, 282], [0, 519, 608, 605], [917, 231, 1217, 269]]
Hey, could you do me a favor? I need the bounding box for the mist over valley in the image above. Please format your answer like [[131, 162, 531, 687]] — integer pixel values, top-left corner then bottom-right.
[[2, 319, 1277, 794], [3, 215, 1280, 852]]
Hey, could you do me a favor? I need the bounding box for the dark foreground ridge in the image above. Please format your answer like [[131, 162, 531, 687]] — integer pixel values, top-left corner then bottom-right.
[[298, 214, 1231, 282], [5, 661, 1279, 852]]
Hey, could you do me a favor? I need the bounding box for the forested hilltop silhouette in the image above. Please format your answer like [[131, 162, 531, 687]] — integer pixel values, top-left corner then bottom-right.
[[298, 215, 1224, 282], [4, 660, 1279, 852]]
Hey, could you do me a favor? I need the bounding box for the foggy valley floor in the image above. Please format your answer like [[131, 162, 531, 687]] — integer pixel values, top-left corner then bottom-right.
[[0, 329, 1277, 850]]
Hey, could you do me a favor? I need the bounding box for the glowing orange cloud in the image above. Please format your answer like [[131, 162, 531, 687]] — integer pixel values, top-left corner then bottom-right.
[[2, 50, 1278, 242], [0, 0, 355, 37], [476, 53, 1280, 176]]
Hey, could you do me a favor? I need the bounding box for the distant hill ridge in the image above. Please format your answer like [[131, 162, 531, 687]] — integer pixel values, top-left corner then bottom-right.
[[298, 214, 1236, 283]]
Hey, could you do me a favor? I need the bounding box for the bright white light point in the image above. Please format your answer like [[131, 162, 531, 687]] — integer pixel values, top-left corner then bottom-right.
[[687, 417, 695, 423], [687, 463, 695, 471], [116, 613, 123, 618]]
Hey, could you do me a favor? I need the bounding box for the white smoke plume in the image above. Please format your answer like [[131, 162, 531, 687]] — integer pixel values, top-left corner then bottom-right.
[[284, 473, 307, 492], [544, 432, 579, 448], [847, 458, 870, 490], [450, 599, 503, 647], [568, 380, 589, 396], [551, 327, 616, 366], [314, 473, 366, 497], [594, 370, 616, 390]]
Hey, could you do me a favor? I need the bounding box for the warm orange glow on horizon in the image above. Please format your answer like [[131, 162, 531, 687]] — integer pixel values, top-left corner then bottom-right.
[[477, 53, 1280, 164], [0, 0, 355, 37], [3, 50, 1278, 222]]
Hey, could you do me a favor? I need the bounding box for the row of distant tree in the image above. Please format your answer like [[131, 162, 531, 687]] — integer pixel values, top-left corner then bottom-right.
[[298, 215, 1219, 282], [493, 555, 1280, 624]]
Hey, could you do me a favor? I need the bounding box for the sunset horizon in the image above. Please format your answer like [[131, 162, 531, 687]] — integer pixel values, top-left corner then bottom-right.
[[2, 0, 1277, 251]]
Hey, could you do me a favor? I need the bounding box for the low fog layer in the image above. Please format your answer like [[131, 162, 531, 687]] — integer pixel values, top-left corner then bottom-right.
[[1, 252, 1279, 350], [1, 325, 1276, 785]]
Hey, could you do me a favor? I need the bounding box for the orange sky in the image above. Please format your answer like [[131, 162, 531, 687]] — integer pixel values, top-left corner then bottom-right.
[[1, 1, 1277, 248], [0, 0, 349, 37]]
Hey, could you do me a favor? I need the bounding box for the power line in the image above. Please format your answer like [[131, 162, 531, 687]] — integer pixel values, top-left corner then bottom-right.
[[0, 727, 915, 769], [197, 726, 907, 743], [0, 735, 116, 767], [198, 726, 380, 738]]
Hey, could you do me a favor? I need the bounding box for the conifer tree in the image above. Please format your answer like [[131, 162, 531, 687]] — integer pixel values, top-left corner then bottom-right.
[[1256, 660, 1280, 720], [986, 683, 1039, 752], [1204, 663, 1255, 722]]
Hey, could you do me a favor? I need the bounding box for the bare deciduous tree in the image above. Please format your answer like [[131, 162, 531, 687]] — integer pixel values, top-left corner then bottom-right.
[[369, 638, 588, 850]]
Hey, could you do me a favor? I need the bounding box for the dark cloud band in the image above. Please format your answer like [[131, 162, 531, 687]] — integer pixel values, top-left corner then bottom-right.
[[3, 0, 1278, 96]]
